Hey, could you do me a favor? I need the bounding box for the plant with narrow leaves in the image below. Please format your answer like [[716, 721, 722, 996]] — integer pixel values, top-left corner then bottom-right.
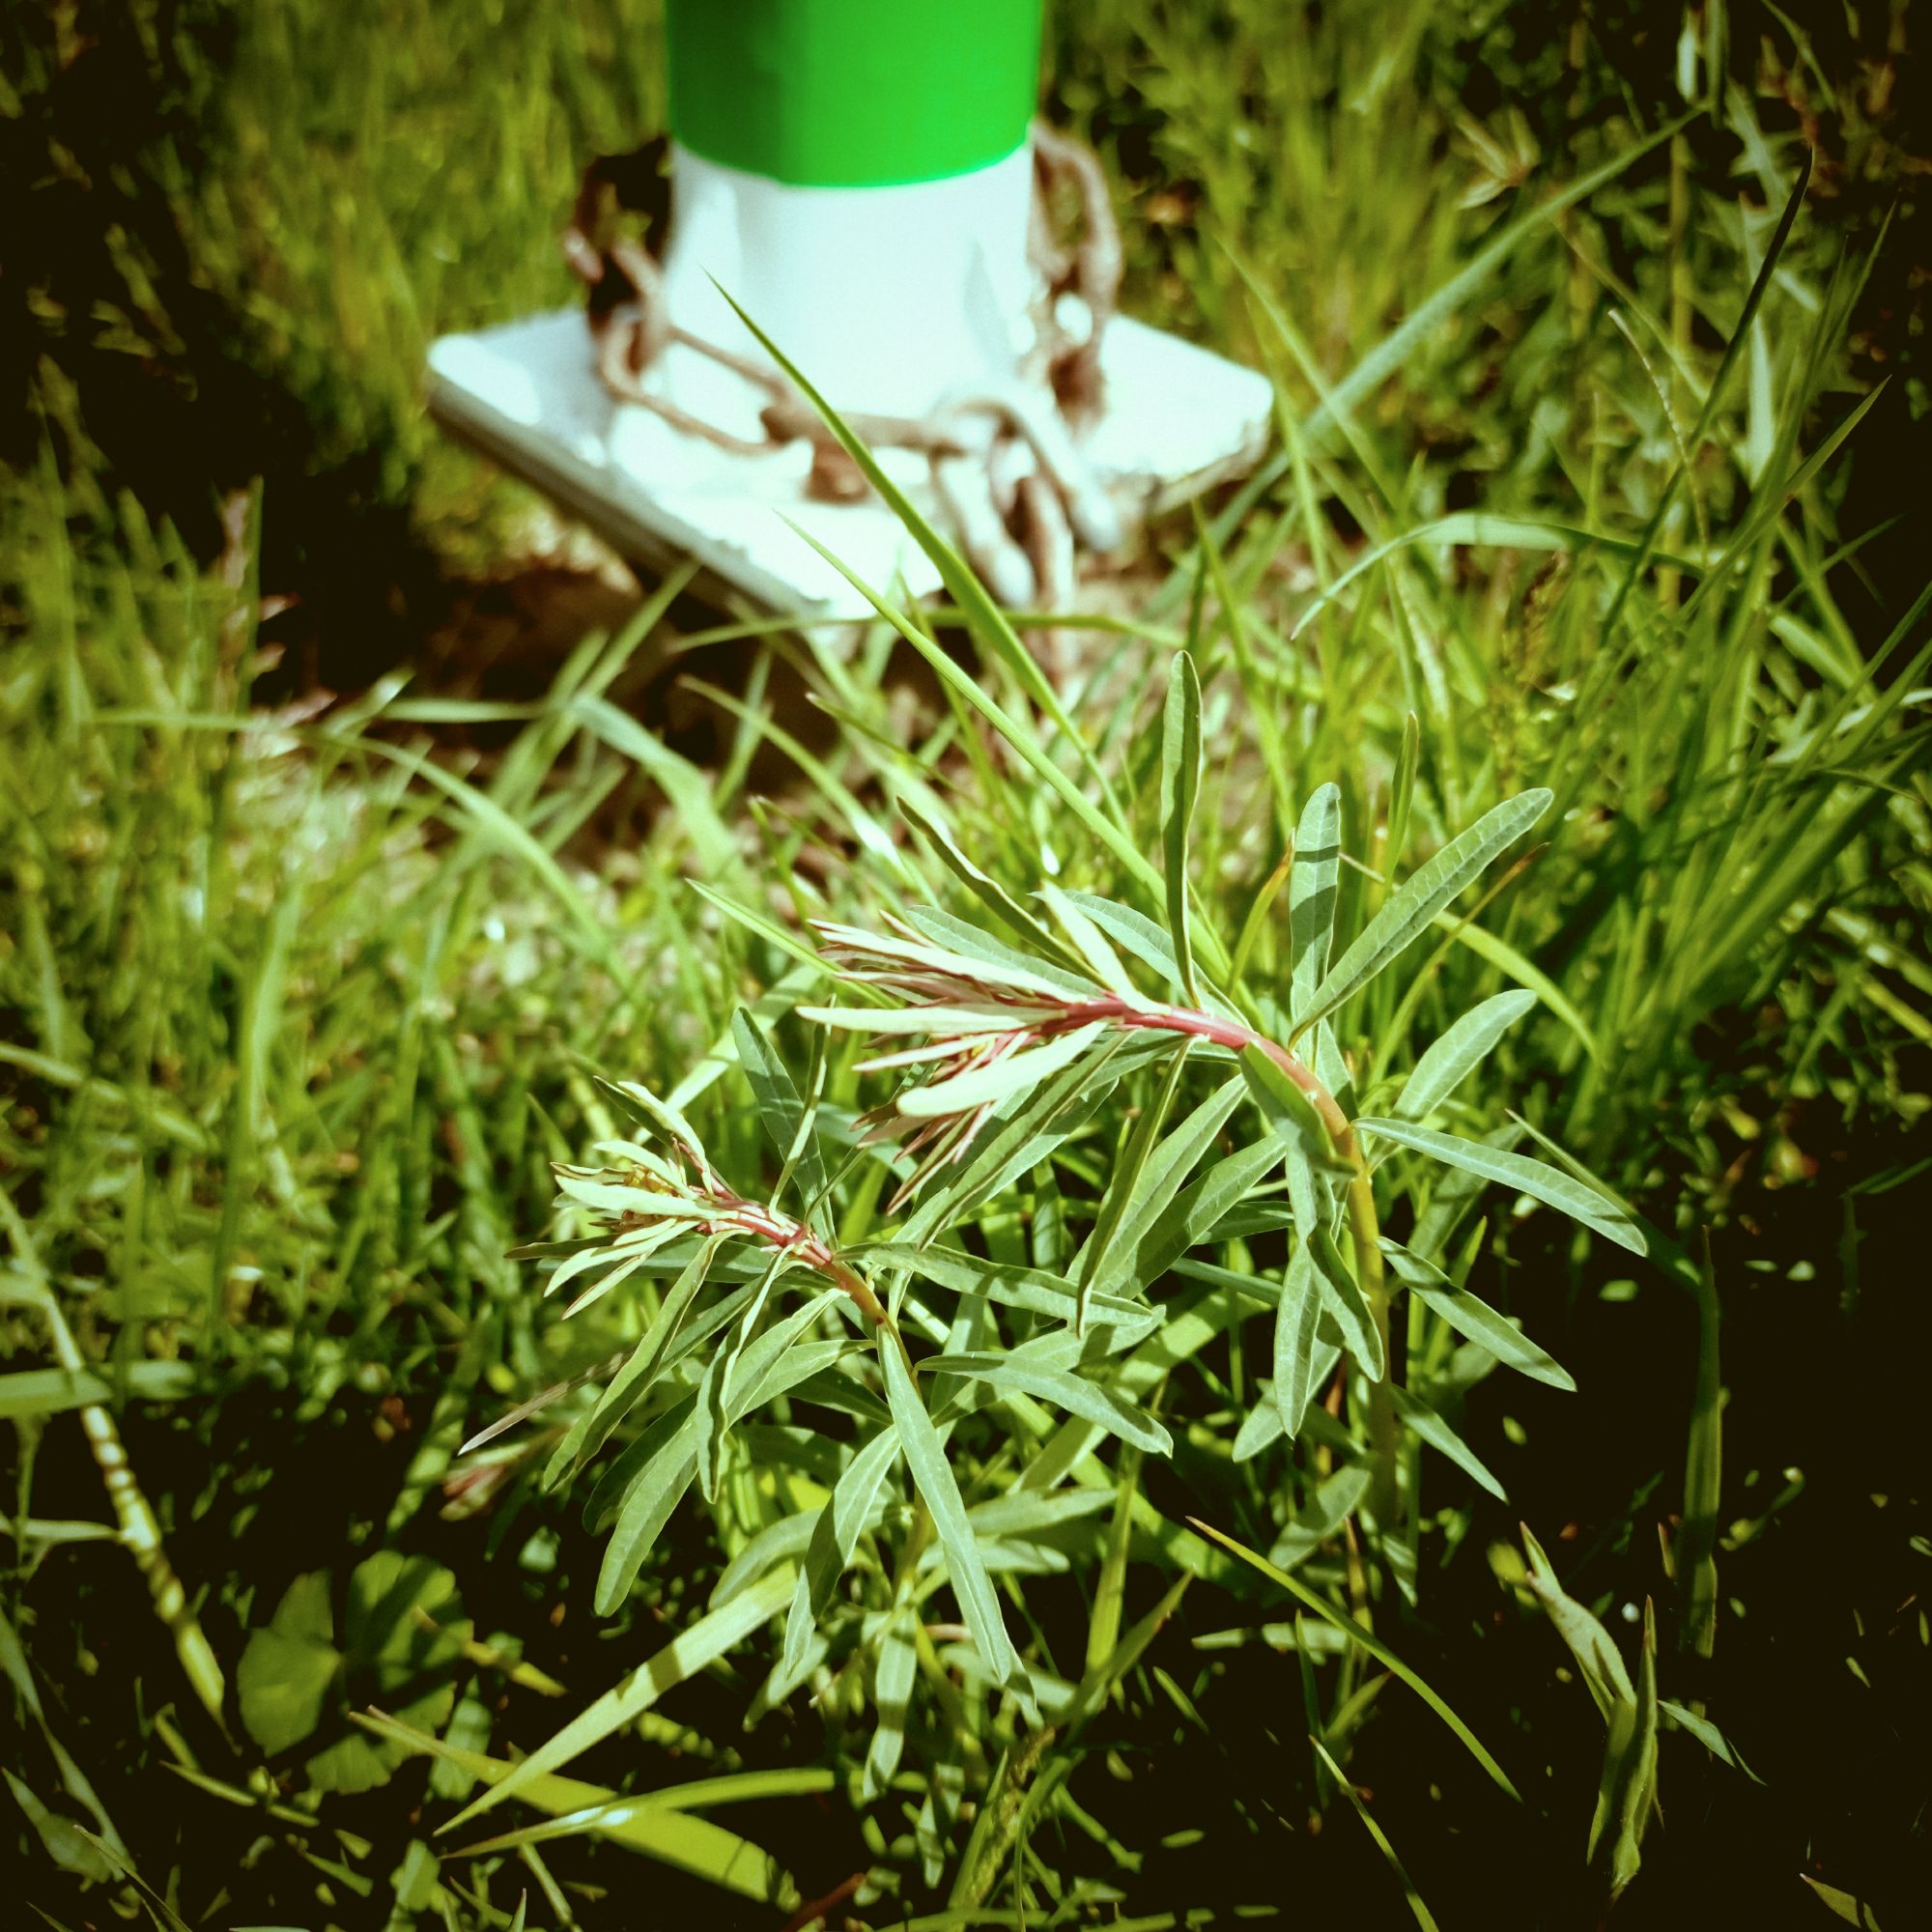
[[470, 652, 1656, 1892]]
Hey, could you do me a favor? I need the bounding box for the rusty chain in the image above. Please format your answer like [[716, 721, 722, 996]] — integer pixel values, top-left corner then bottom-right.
[[562, 123, 1127, 611]]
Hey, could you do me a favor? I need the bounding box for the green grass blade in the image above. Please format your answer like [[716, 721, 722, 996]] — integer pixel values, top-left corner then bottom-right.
[[440, 1566, 796, 1833], [1187, 1518, 1520, 1800]]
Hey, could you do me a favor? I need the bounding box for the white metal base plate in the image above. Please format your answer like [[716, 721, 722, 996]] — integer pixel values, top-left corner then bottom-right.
[[427, 307, 1273, 613]]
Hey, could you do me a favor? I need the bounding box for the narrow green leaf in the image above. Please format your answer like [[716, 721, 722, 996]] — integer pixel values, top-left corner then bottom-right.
[[1311, 1226, 1384, 1381], [1269, 1462, 1373, 1569], [1385, 712, 1421, 880], [784, 1428, 903, 1676], [920, 1351, 1173, 1455], [1299, 790, 1550, 1037], [900, 906, 1094, 1000], [1291, 516, 1702, 639], [1074, 1041, 1194, 1330], [864, 1612, 917, 1801], [899, 800, 1083, 973], [861, 1242, 1152, 1332], [1137, 1135, 1284, 1286], [1161, 651, 1203, 1004], [1057, 890, 1208, 1000], [1272, 1246, 1324, 1440], [1390, 1387, 1506, 1500], [1239, 1042, 1346, 1245], [1289, 783, 1343, 1022], [879, 1337, 1023, 1691], [1357, 1118, 1646, 1255], [1396, 991, 1538, 1122], [1799, 1876, 1888, 1930], [1379, 1239, 1575, 1391], [1603, 1600, 1659, 1899], [730, 1010, 830, 1213], [1039, 883, 1141, 1000], [1661, 1702, 1762, 1783], [1521, 1526, 1634, 1720]]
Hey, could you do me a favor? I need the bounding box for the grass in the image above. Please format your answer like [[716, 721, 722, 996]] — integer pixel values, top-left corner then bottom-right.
[[3, 2, 1929, 1928]]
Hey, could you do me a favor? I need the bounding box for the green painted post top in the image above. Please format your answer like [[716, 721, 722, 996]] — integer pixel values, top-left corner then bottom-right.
[[666, 0, 1042, 187]]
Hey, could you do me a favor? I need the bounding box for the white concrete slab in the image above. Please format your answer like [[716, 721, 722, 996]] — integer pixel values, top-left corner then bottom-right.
[[427, 307, 1273, 614]]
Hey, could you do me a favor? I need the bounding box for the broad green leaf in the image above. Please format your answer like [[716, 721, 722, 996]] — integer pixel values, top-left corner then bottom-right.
[[1357, 1118, 1646, 1255], [237, 1571, 337, 1756], [880, 1335, 1022, 1692], [785, 1427, 904, 1676], [1289, 782, 1342, 1022], [4, 1768, 116, 1884], [1390, 1387, 1505, 1500], [306, 1554, 471, 1795], [1161, 651, 1203, 1003], [895, 1022, 1105, 1120], [1396, 991, 1538, 1122], [1378, 1238, 1575, 1390], [1188, 1518, 1520, 1800], [1298, 790, 1551, 1036], [442, 1567, 797, 1832], [240, 1556, 471, 1795], [920, 1350, 1173, 1455], [730, 1010, 830, 1212], [1271, 1246, 1324, 1440]]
